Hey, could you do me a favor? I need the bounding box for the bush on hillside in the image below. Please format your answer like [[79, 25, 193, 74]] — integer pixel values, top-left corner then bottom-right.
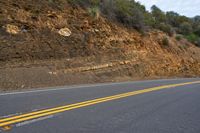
[[158, 23, 174, 36], [112, 0, 146, 32], [179, 22, 193, 35], [88, 6, 100, 19], [162, 37, 170, 46], [151, 5, 166, 23], [185, 33, 199, 44], [175, 35, 182, 41]]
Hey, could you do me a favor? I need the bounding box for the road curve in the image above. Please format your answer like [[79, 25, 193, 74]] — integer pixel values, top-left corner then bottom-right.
[[0, 78, 200, 133]]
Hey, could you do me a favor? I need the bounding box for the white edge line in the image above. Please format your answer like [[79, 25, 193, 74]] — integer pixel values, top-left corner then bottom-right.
[[0, 78, 198, 96]]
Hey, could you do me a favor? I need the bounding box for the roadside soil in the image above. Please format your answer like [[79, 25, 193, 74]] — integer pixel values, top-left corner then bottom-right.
[[0, 0, 200, 91]]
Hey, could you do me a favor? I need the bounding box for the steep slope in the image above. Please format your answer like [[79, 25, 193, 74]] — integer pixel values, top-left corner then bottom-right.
[[0, 0, 200, 90]]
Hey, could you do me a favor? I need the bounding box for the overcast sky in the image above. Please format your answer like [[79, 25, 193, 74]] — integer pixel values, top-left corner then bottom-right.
[[136, 0, 200, 17]]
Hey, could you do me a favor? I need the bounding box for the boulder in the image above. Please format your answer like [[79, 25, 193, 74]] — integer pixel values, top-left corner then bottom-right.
[[58, 28, 71, 37], [4, 24, 20, 34]]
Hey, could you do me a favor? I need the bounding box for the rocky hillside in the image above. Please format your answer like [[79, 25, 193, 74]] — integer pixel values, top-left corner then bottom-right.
[[0, 0, 200, 90]]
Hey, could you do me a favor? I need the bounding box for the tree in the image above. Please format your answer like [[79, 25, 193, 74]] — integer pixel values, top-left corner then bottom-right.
[[193, 16, 200, 23], [192, 16, 200, 36], [194, 26, 200, 36], [100, 0, 114, 18], [104, 0, 146, 31], [143, 12, 155, 28], [179, 22, 193, 35], [151, 5, 166, 23], [166, 11, 180, 27], [130, 7, 145, 31]]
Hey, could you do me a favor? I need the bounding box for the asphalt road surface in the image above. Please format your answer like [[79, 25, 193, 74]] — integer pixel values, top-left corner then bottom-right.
[[0, 78, 200, 133]]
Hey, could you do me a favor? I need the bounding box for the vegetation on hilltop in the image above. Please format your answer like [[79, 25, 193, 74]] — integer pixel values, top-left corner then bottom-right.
[[67, 0, 200, 46]]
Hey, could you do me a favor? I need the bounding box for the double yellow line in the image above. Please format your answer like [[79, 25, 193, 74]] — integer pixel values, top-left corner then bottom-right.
[[0, 81, 200, 128]]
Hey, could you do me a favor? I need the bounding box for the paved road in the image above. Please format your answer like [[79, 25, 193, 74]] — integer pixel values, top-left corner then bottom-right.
[[0, 78, 200, 133]]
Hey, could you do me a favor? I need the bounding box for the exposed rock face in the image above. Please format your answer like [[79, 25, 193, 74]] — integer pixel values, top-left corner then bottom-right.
[[0, 0, 200, 90]]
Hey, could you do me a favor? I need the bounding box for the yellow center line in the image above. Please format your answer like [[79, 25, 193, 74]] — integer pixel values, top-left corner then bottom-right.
[[0, 81, 200, 127]]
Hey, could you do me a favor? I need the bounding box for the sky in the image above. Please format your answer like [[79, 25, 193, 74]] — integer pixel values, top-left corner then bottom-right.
[[136, 0, 200, 17]]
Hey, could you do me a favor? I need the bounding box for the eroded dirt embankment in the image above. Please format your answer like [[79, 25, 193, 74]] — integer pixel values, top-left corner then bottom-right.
[[0, 0, 200, 91]]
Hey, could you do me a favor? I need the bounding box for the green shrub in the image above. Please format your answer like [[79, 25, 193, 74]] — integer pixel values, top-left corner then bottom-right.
[[112, 0, 146, 32], [185, 33, 199, 43], [175, 35, 182, 41], [162, 37, 169, 46], [179, 22, 193, 35], [158, 23, 174, 36], [151, 5, 166, 23], [88, 6, 100, 19]]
